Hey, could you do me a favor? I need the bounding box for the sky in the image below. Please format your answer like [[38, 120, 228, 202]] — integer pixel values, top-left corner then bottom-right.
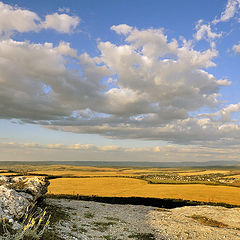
[[1, 0, 240, 162]]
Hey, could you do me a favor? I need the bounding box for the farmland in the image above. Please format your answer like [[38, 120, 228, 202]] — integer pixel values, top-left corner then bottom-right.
[[48, 177, 240, 205], [1, 163, 240, 205]]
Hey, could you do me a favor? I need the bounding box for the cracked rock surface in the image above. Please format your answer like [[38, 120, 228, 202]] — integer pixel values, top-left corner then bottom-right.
[[0, 176, 49, 221], [49, 199, 240, 240]]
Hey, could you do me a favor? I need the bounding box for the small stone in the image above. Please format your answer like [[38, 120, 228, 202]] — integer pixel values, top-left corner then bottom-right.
[[12, 221, 21, 230]]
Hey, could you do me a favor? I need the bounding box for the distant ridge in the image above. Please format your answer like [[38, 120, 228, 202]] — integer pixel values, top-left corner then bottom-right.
[[0, 160, 239, 168]]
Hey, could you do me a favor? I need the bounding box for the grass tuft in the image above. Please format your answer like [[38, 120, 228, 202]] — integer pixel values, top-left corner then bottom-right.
[[128, 233, 155, 240], [84, 212, 95, 219], [0, 203, 51, 240], [190, 214, 228, 228], [92, 221, 116, 232]]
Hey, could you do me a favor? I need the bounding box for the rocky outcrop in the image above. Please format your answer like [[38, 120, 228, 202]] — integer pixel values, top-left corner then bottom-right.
[[149, 205, 240, 240], [48, 199, 240, 240], [0, 176, 49, 222]]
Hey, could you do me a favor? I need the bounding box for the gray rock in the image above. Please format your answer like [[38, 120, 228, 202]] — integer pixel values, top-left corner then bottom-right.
[[149, 205, 240, 240], [11, 176, 50, 199], [0, 185, 31, 219], [0, 176, 49, 220], [0, 176, 9, 184]]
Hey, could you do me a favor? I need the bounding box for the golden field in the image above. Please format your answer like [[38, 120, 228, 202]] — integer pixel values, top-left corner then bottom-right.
[[2, 164, 240, 205], [177, 170, 230, 176], [29, 167, 232, 177], [224, 174, 240, 179], [28, 165, 165, 177], [5, 164, 231, 177], [48, 177, 240, 205]]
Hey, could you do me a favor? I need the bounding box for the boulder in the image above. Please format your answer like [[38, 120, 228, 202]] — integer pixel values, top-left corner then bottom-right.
[[11, 176, 50, 199], [0, 185, 32, 220], [0, 176, 49, 221]]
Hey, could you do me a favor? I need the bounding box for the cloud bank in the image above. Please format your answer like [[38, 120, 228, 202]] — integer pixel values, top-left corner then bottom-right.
[[1, 142, 239, 162], [0, 1, 240, 149]]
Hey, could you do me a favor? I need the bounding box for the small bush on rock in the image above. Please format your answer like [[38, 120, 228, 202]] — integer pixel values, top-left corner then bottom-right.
[[0, 203, 51, 240]]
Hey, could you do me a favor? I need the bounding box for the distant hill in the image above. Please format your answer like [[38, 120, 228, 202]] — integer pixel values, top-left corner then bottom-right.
[[0, 160, 239, 168]]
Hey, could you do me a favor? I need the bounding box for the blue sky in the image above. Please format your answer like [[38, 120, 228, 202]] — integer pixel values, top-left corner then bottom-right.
[[1, 0, 240, 162]]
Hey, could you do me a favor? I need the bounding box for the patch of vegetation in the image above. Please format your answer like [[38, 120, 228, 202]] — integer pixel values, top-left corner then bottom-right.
[[0, 217, 13, 236], [0, 203, 54, 240], [81, 223, 90, 227], [37, 200, 71, 239], [128, 232, 155, 240], [9, 181, 27, 190], [71, 223, 78, 231], [92, 221, 116, 232], [41, 230, 65, 240], [190, 214, 228, 228], [156, 208, 171, 212], [104, 216, 120, 221], [42, 201, 70, 225], [84, 212, 95, 218], [102, 235, 120, 240], [78, 227, 88, 233]]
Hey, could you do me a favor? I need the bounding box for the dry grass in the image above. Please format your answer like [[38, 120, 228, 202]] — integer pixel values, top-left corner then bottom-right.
[[224, 174, 240, 179], [190, 214, 228, 228], [48, 177, 240, 205], [178, 170, 230, 176], [28, 170, 140, 177], [0, 173, 18, 176], [26, 166, 233, 178], [2, 165, 232, 177], [28, 166, 162, 177], [2, 165, 240, 205]]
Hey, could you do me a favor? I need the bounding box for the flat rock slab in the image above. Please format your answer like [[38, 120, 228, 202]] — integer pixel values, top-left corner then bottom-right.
[[48, 198, 157, 240], [150, 205, 240, 240], [48, 199, 240, 240]]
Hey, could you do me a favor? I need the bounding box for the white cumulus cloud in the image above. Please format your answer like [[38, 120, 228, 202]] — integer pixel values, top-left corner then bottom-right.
[[41, 13, 80, 33], [111, 24, 133, 35], [0, 14, 238, 147], [0, 2, 40, 36], [213, 0, 240, 24], [0, 1, 80, 36], [195, 20, 222, 41], [233, 41, 240, 53]]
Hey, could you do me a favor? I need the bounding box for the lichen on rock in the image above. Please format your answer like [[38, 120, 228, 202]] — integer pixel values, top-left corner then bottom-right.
[[0, 176, 49, 221]]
